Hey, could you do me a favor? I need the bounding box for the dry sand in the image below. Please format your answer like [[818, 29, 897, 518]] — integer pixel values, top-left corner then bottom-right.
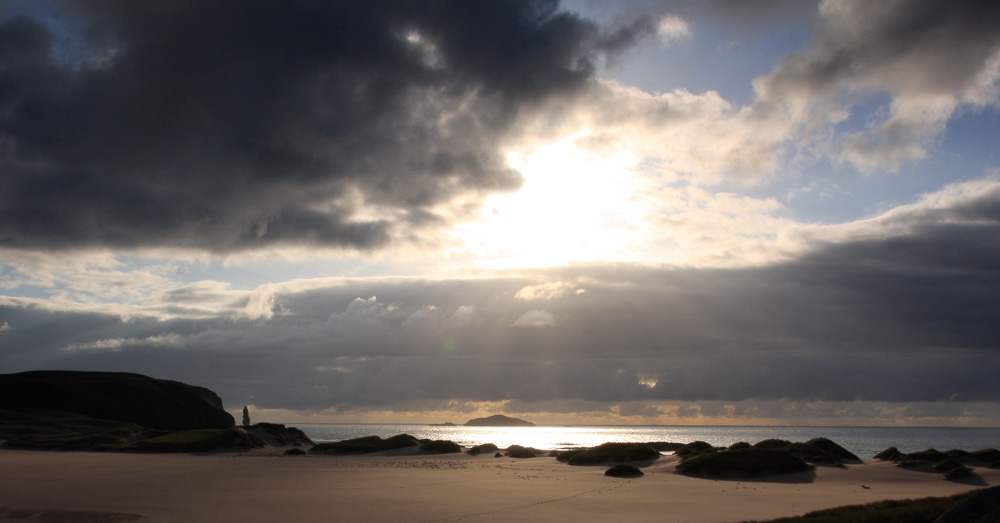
[[1, 448, 998, 522]]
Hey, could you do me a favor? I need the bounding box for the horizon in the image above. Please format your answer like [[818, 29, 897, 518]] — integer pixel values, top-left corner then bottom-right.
[[268, 419, 1000, 430], [2, 0, 1000, 427]]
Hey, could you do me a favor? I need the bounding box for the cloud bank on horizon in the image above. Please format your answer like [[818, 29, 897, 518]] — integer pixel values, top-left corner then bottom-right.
[[2, 0, 999, 425]]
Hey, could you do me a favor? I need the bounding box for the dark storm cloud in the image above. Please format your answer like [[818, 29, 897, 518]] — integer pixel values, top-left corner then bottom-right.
[[757, 0, 1000, 101], [0, 0, 650, 252], [4, 182, 1000, 411]]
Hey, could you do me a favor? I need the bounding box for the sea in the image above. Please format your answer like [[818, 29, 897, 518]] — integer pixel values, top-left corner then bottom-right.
[[291, 424, 1000, 459]]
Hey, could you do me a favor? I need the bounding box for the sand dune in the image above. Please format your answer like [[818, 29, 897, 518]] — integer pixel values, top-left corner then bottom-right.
[[1, 448, 998, 522]]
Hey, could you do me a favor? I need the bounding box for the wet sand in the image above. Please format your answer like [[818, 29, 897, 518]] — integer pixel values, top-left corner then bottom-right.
[[1, 448, 998, 522]]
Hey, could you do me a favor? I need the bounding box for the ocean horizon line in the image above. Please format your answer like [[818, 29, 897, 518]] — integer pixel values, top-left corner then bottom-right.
[[287, 421, 1000, 429]]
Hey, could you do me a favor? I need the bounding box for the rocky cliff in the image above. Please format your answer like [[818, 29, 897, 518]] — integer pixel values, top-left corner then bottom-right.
[[0, 371, 234, 430]]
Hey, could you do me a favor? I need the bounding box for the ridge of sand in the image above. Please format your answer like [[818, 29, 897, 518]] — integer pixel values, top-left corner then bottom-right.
[[2, 449, 998, 522]]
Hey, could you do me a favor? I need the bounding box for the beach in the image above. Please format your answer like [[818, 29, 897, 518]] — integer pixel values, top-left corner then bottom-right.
[[2, 448, 998, 522]]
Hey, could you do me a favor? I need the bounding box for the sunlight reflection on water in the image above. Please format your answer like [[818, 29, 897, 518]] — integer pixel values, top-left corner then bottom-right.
[[298, 424, 649, 451], [293, 423, 1000, 458]]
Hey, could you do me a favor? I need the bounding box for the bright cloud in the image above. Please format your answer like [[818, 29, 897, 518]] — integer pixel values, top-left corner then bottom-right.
[[62, 333, 184, 352], [515, 282, 580, 301], [656, 15, 691, 44]]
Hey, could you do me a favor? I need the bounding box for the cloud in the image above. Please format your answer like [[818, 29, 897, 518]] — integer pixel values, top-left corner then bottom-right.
[[751, 0, 1000, 172], [240, 284, 280, 321], [4, 175, 997, 418], [326, 296, 392, 335], [0, 1, 646, 254], [62, 333, 184, 352], [515, 281, 580, 300], [512, 309, 555, 327], [541, 0, 1000, 185], [0, 249, 179, 301], [2, 0, 999, 426], [656, 15, 691, 44]]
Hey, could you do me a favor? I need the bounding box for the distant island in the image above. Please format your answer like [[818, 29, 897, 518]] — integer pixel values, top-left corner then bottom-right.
[[463, 414, 535, 427]]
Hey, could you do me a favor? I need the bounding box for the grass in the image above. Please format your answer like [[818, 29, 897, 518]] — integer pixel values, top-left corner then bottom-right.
[[420, 440, 462, 453], [742, 490, 980, 523], [874, 447, 904, 461], [672, 437, 863, 477], [125, 427, 264, 452], [5, 431, 131, 451], [2, 410, 280, 453], [784, 442, 839, 464], [604, 463, 644, 477], [0, 410, 147, 450], [308, 434, 421, 455], [674, 440, 717, 458], [903, 449, 951, 462], [558, 442, 661, 465], [466, 443, 499, 455], [506, 444, 544, 458], [874, 445, 996, 480], [676, 448, 813, 476], [971, 448, 1000, 463], [805, 437, 861, 462], [753, 439, 794, 450], [941, 465, 975, 480]]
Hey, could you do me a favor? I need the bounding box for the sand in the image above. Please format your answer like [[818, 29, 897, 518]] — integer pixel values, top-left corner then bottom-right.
[[1, 448, 998, 522]]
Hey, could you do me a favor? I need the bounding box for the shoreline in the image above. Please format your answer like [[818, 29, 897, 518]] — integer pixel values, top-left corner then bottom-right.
[[2, 447, 998, 522]]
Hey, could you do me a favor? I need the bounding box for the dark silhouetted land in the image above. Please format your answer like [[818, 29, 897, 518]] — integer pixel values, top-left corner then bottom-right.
[[463, 414, 535, 426]]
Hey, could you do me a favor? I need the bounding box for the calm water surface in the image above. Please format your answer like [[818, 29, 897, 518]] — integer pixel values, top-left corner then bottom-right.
[[291, 424, 1000, 459]]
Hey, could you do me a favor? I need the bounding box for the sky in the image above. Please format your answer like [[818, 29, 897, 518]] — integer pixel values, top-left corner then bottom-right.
[[2, 0, 1000, 426]]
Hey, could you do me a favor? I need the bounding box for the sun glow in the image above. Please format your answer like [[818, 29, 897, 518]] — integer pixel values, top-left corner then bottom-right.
[[456, 132, 656, 269]]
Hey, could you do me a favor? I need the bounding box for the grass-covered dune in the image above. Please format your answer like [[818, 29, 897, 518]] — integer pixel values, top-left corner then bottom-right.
[[0, 410, 147, 450], [126, 428, 265, 453], [309, 436, 467, 456], [743, 489, 988, 523], [676, 448, 813, 476], [672, 438, 859, 478], [557, 442, 662, 465], [873, 445, 1000, 480], [308, 434, 421, 455], [466, 443, 499, 455], [505, 444, 546, 458], [604, 463, 644, 477]]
